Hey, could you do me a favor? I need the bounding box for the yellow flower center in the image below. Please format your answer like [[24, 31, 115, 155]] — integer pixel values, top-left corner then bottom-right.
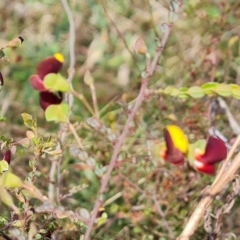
[[54, 53, 64, 63]]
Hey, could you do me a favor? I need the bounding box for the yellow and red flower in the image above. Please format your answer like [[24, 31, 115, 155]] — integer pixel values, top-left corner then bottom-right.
[[160, 125, 189, 165], [29, 53, 64, 110]]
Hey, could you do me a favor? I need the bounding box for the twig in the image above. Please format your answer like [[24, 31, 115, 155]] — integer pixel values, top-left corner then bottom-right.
[[217, 97, 240, 135], [61, 0, 75, 74], [152, 193, 175, 239], [68, 122, 84, 149], [89, 82, 100, 120], [48, 159, 57, 201], [118, 170, 174, 239], [71, 89, 95, 115], [177, 139, 240, 240], [48, 0, 76, 204], [146, 0, 160, 38], [97, 0, 140, 71], [84, 20, 173, 239]]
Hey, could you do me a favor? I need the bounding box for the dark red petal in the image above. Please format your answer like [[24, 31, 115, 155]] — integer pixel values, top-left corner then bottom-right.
[[164, 128, 175, 156], [29, 74, 47, 91], [3, 150, 11, 164], [163, 128, 185, 165], [197, 136, 227, 165], [39, 91, 63, 111], [37, 57, 63, 79], [196, 163, 215, 175], [0, 72, 4, 86]]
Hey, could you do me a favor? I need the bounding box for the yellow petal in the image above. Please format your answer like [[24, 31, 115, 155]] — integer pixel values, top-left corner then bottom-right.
[[165, 125, 188, 154]]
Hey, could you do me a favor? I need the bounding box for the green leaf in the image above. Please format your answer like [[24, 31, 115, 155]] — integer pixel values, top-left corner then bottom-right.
[[0, 172, 23, 188], [201, 82, 219, 94], [97, 212, 108, 226], [21, 113, 37, 130], [163, 86, 175, 94], [0, 50, 5, 58], [188, 86, 205, 98], [0, 186, 19, 213], [205, 5, 220, 18], [45, 103, 70, 123], [230, 84, 240, 99], [170, 88, 179, 97], [215, 84, 232, 97], [84, 70, 94, 86], [178, 87, 189, 99], [0, 161, 9, 173], [44, 73, 70, 92]]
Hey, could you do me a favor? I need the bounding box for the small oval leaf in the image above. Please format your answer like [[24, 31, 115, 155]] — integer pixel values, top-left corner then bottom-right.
[[215, 84, 232, 97], [45, 103, 70, 123], [0, 161, 9, 173], [201, 82, 219, 94], [1, 172, 23, 188], [188, 86, 205, 98], [44, 73, 70, 92], [231, 84, 240, 99]]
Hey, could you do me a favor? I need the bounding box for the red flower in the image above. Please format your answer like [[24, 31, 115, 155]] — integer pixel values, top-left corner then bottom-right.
[[37, 55, 63, 79], [40, 92, 63, 111], [194, 137, 227, 175], [3, 150, 11, 164], [0, 71, 4, 86], [29, 53, 64, 111]]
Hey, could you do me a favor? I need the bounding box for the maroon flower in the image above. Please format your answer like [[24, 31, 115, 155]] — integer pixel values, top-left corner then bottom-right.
[[37, 55, 63, 79], [40, 92, 63, 111], [194, 137, 227, 175], [29, 53, 64, 111], [0, 71, 4, 86], [3, 150, 11, 164]]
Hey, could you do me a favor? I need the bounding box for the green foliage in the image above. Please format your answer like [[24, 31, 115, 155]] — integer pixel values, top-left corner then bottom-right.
[[0, 0, 240, 239], [159, 82, 240, 99], [45, 103, 70, 122], [44, 73, 70, 92], [0, 160, 9, 173]]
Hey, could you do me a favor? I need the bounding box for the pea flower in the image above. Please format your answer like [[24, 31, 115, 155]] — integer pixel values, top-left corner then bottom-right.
[[160, 125, 189, 165], [29, 53, 64, 110]]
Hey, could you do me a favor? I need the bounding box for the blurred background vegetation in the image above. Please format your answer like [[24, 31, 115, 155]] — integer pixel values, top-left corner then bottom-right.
[[1, 0, 240, 239]]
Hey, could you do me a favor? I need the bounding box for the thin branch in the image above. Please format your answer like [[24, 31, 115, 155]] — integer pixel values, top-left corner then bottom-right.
[[97, 0, 140, 71], [61, 0, 76, 108], [89, 82, 100, 120], [146, 0, 160, 38], [84, 20, 173, 240], [118, 170, 174, 239], [48, 0, 77, 204], [152, 193, 175, 239], [48, 159, 58, 201], [217, 97, 240, 135], [71, 89, 95, 116], [61, 0, 76, 72], [68, 122, 84, 149]]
